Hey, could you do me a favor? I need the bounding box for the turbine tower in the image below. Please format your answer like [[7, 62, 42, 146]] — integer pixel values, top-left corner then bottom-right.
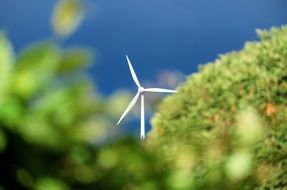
[[117, 55, 177, 139]]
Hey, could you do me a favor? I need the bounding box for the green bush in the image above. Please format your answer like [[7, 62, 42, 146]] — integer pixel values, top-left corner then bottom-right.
[[148, 26, 287, 189]]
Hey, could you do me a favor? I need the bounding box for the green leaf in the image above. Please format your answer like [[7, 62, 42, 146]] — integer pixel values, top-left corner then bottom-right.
[[225, 150, 252, 181], [0, 32, 14, 104], [34, 177, 68, 190], [0, 97, 24, 128], [0, 129, 7, 152], [57, 47, 93, 74], [13, 42, 60, 98], [20, 116, 64, 148], [236, 107, 264, 146], [51, 0, 83, 38]]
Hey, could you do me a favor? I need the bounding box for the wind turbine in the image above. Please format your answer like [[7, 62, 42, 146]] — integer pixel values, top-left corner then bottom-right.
[[117, 55, 177, 139]]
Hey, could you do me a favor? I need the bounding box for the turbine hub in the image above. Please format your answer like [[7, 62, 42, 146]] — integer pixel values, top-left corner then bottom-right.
[[138, 86, 144, 94]]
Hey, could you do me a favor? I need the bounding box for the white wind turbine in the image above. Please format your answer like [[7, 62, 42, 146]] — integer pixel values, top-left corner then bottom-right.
[[117, 55, 177, 139]]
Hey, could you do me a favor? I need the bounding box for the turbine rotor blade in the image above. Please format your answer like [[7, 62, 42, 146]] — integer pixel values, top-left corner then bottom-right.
[[144, 88, 177, 93], [126, 55, 141, 87], [140, 94, 145, 139], [117, 92, 140, 125]]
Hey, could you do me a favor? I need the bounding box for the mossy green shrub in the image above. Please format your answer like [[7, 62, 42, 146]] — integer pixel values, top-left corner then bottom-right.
[[148, 26, 287, 189]]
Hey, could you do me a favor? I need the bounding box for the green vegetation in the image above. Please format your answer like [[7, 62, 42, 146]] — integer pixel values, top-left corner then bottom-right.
[[0, 0, 286, 188], [148, 26, 287, 189], [0, 31, 159, 189]]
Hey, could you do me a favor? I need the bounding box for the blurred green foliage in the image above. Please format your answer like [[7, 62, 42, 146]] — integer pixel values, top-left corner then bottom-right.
[[0, 6, 164, 187], [51, 0, 83, 38], [1, 1, 287, 188], [148, 26, 287, 189]]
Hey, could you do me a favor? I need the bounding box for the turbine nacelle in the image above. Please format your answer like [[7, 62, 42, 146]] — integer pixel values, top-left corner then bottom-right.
[[138, 86, 145, 94], [117, 55, 177, 139]]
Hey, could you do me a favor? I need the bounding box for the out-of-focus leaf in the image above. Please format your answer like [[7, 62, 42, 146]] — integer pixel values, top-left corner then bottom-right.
[[31, 81, 101, 122], [0, 129, 7, 152], [19, 116, 65, 149], [51, 0, 83, 38], [225, 150, 252, 181], [236, 107, 264, 146], [57, 48, 93, 74], [34, 177, 68, 190], [0, 97, 23, 128], [98, 148, 119, 169], [13, 42, 60, 98], [16, 169, 33, 189], [0, 32, 13, 104], [72, 117, 110, 144]]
